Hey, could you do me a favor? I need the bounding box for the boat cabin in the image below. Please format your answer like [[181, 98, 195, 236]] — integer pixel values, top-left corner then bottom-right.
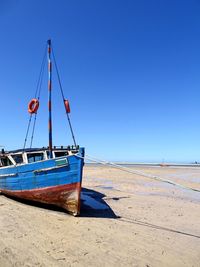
[[0, 146, 79, 167]]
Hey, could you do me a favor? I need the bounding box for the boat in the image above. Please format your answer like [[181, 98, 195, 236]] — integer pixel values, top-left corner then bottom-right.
[[0, 40, 85, 216]]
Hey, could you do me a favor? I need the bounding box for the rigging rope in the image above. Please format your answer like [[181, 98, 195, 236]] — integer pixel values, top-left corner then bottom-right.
[[23, 114, 33, 151], [29, 48, 47, 149], [29, 114, 37, 149], [76, 154, 200, 193], [34, 44, 48, 99], [23, 45, 47, 151], [52, 47, 77, 147]]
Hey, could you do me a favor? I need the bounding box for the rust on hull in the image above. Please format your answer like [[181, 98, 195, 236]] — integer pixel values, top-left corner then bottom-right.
[[1, 182, 82, 216]]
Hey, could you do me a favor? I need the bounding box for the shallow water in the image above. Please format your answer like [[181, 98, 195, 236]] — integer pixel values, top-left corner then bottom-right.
[[86, 172, 200, 204]]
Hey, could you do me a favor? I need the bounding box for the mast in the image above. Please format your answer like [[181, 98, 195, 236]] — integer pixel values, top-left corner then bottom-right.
[[47, 39, 53, 158]]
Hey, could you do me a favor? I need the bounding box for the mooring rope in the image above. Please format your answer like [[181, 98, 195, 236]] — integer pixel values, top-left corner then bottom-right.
[[76, 154, 200, 193]]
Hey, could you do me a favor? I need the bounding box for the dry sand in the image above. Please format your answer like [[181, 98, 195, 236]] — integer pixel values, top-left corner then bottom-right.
[[0, 165, 200, 267]]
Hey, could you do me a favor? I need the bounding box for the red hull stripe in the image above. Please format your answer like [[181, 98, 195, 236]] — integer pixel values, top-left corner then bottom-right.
[[1, 182, 82, 216]]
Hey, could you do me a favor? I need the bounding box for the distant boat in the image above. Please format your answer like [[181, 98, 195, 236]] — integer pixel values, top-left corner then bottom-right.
[[0, 40, 85, 216]]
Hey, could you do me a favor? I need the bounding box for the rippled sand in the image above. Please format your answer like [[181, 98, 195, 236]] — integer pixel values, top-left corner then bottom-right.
[[0, 165, 199, 266]]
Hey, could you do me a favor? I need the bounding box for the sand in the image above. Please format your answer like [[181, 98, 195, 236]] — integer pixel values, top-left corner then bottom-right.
[[0, 165, 200, 267]]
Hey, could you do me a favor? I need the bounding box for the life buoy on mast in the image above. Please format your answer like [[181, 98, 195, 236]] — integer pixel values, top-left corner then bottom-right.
[[64, 99, 70, 113], [28, 98, 39, 114]]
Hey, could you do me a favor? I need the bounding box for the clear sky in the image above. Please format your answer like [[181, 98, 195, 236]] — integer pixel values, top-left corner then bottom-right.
[[0, 0, 200, 163]]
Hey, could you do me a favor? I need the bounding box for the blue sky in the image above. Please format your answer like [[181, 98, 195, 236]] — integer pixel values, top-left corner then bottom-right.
[[0, 0, 200, 162]]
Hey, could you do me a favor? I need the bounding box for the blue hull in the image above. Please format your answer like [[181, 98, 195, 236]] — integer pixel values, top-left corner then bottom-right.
[[0, 148, 85, 215]]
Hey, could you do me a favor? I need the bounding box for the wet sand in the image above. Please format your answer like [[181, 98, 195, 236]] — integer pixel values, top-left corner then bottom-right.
[[0, 165, 200, 266]]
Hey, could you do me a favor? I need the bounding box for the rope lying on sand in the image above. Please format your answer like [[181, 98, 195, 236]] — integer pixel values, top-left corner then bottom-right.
[[76, 154, 200, 193]]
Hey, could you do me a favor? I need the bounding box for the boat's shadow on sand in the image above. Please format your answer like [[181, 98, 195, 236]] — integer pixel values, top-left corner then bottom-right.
[[80, 188, 118, 218], [4, 188, 118, 219]]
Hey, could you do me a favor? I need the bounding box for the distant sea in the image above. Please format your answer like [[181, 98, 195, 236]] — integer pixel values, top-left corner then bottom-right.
[[85, 162, 200, 167]]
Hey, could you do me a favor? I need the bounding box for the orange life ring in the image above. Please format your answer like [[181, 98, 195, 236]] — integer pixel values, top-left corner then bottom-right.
[[64, 99, 70, 113], [28, 98, 39, 114]]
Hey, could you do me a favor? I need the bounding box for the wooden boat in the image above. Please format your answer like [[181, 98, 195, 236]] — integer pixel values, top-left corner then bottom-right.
[[0, 40, 85, 216]]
